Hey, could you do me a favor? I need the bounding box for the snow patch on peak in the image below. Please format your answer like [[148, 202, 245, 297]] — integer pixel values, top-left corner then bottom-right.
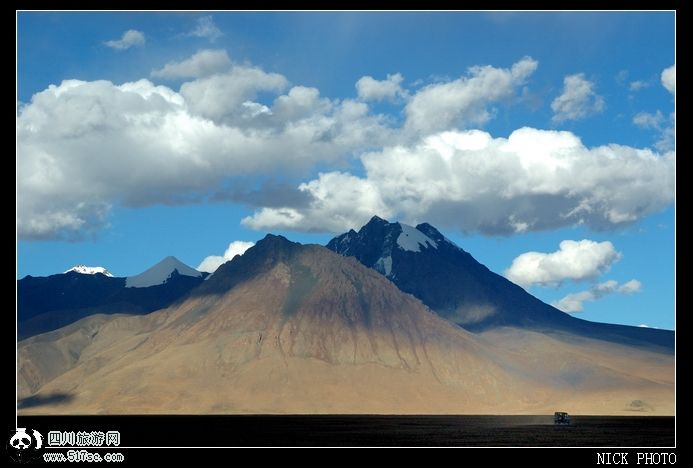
[[396, 224, 437, 252], [64, 265, 113, 277], [126, 256, 202, 288], [374, 256, 393, 277]]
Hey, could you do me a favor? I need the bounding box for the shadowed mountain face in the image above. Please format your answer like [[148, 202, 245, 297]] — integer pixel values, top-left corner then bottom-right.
[[18, 235, 673, 415], [327, 216, 673, 350], [18, 263, 206, 339]]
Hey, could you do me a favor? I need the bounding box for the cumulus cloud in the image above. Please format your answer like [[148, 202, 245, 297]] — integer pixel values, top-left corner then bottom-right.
[[17, 50, 393, 240], [553, 279, 642, 313], [271, 86, 333, 122], [633, 110, 664, 130], [104, 30, 145, 50], [151, 49, 231, 79], [187, 16, 223, 42], [243, 128, 675, 235], [551, 73, 605, 123], [197, 241, 254, 273], [652, 65, 676, 151], [655, 115, 675, 152], [404, 57, 538, 134], [179, 66, 288, 124], [632, 65, 675, 153], [356, 73, 406, 102], [661, 65, 675, 95], [618, 279, 642, 293], [504, 240, 621, 288], [629, 80, 650, 91], [245, 172, 392, 233], [18, 52, 676, 242]]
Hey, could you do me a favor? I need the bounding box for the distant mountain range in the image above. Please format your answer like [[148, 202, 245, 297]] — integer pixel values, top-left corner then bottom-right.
[[17, 219, 674, 415], [18, 257, 206, 339], [18, 234, 673, 414], [327, 216, 673, 350]]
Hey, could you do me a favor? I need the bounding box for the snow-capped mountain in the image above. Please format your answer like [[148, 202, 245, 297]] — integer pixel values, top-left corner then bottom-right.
[[64, 265, 113, 277], [125, 256, 203, 288], [18, 233, 674, 416], [326, 215, 456, 279], [327, 216, 672, 349], [19, 256, 207, 338]]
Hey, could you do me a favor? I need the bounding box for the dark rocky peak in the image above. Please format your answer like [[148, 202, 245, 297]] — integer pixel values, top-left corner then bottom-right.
[[415, 222, 444, 243], [196, 233, 300, 295]]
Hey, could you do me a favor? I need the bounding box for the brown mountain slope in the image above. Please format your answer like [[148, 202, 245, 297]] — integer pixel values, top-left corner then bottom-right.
[[18, 236, 673, 414]]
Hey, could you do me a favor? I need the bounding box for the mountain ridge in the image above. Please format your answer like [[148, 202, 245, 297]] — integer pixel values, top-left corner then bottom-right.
[[327, 216, 673, 350], [18, 256, 206, 339], [18, 235, 673, 414]]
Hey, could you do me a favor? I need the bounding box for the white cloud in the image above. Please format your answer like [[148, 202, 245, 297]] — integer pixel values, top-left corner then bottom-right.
[[245, 172, 393, 233], [553, 279, 642, 313], [629, 80, 650, 91], [197, 241, 254, 273], [404, 57, 538, 134], [17, 50, 392, 240], [630, 65, 675, 153], [18, 52, 676, 242], [655, 114, 675, 152], [551, 73, 605, 123], [632, 110, 674, 152], [151, 49, 231, 79], [633, 111, 674, 153], [356, 73, 406, 102], [187, 16, 223, 42], [504, 240, 621, 288], [179, 66, 288, 124], [661, 65, 675, 95], [104, 30, 145, 50], [271, 86, 333, 121], [619, 279, 642, 293], [243, 128, 675, 235], [633, 110, 664, 129]]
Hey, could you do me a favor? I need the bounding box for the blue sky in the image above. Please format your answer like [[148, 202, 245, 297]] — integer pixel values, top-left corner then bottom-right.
[[17, 12, 675, 329]]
